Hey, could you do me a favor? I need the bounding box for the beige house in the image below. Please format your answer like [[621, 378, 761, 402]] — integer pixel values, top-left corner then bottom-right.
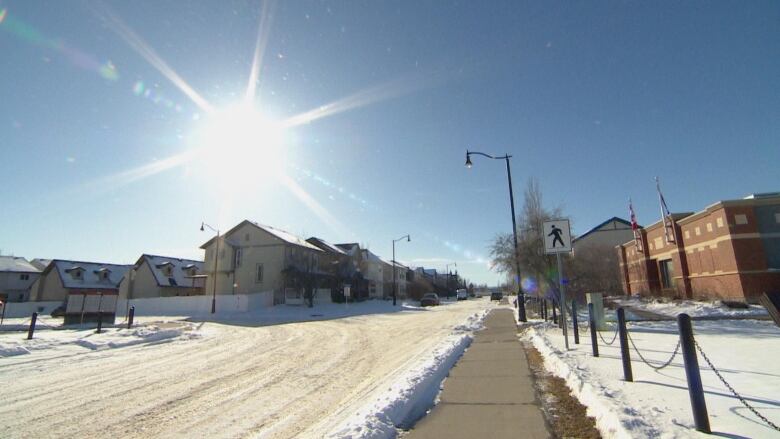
[[30, 259, 131, 303], [200, 220, 325, 305], [0, 256, 41, 302], [119, 254, 205, 300], [384, 260, 409, 300]]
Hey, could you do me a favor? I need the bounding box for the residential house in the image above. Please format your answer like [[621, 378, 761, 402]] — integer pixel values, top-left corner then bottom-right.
[[385, 260, 410, 300], [30, 259, 131, 303], [617, 192, 780, 302], [119, 254, 205, 301], [334, 243, 370, 300], [30, 258, 52, 271], [0, 256, 41, 302], [200, 220, 325, 306], [359, 249, 385, 299]]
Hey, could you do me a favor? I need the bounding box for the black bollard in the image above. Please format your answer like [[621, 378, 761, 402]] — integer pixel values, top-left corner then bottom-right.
[[617, 307, 633, 382], [572, 300, 579, 344], [27, 312, 38, 340], [96, 312, 103, 334], [543, 300, 548, 321], [678, 314, 711, 433], [552, 302, 558, 325], [588, 303, 599, 357], [128, 306, 135, 329]]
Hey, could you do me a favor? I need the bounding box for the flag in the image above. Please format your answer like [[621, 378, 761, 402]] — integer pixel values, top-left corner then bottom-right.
[[629, 198, 643, 252], [656, 177, 677, 244]]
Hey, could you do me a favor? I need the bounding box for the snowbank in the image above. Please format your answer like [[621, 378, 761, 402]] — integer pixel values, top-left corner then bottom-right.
[[526, 318, 780, 438], [610, 296, 768, 318], [327, 308, 490, 439], [0, 321, 205, 358]]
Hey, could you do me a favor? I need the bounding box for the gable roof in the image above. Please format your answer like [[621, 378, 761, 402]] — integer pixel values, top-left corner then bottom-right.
[[306, 237, 348, 255], [0, 256, 40, 273], [137, 254, 205, 288], [200, 220, 322, 252], [46, 259, 131, 290], [573, 217, 633, 242]]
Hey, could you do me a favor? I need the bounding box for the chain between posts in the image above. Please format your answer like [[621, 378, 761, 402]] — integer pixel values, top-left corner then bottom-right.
[[598, 324, 619, 345], [694, 341, 780, 432], [627, 331, 681, 371]]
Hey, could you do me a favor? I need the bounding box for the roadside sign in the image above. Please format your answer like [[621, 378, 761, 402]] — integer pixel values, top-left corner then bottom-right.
[[543, 219, 572, 254]]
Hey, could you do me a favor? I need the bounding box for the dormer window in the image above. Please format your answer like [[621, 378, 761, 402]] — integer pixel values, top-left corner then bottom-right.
[[182, 264, 198, 277], [156, 262, 174, 277], [65, 266, 85, 280], [93, 268, 112, 281]]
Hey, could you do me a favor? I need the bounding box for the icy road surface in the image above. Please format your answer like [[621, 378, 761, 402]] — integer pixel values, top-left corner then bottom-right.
[[0, 299, 495, 438]]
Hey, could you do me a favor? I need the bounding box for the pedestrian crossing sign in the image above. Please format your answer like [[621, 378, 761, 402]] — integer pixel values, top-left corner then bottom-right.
[[543, 219, 572, 254]]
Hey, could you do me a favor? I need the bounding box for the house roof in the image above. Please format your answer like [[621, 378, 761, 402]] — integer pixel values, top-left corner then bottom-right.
[[573, 217, 633, 243], [200, 220, 322, 252], [306, 237, 347, 255], [30, 258, 51, 271], [137, 254, 204, 288], [46, 259, 131, 290], [0, 256, 40, 273]]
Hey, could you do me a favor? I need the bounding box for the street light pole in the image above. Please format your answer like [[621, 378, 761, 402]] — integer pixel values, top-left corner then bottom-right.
[[201, 222, 220, 314], [392, 234, 411, 306], [466, 150, 527, 322], [445, 262, 457, 299]]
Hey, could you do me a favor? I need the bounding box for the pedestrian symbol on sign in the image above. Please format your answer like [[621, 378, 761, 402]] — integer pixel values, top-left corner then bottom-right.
[[549, 224, 565, 248]]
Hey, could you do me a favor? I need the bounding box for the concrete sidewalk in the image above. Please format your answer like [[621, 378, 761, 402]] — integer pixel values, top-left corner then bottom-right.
[[406, 308, 550, 439]]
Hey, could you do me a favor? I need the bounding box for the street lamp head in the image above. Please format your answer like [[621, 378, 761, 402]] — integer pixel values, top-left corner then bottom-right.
[[465, 152, 473, 169], [407, 235, 411, 242], [199, 222, 205, 232]]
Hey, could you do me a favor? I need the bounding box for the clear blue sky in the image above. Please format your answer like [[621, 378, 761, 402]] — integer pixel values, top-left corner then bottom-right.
[[1, 1, 778, 285]]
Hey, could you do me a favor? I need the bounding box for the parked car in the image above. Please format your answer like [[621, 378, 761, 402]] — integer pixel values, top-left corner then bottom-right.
[[490, 291, 503, 301], [420, 293, 440, 307], [456, 289, 468, 300]]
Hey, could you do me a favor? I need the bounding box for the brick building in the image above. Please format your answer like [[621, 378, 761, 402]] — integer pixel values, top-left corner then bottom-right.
[[617, 193, 780, 303]]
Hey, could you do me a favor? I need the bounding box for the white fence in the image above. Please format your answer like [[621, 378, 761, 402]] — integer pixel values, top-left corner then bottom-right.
[[1, 301, 62, 318], [115, 292, 274, 317]]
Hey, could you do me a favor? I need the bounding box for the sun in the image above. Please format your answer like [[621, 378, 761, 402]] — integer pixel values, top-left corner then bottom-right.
[[192, 102, 289, 191]]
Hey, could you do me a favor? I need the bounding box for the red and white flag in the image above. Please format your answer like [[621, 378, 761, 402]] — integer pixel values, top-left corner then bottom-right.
[[656, 177, 677, 244], [629, 198, 643, 252]]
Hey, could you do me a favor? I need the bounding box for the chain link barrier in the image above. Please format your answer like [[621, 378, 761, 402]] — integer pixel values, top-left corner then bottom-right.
[[694, 341, 780, 432], [597, 323, 619, 345], [626, 331, 680, 371]]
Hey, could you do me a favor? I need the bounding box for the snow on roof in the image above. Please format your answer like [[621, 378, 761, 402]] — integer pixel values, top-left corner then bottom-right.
[[141, 254, 205, 288], [30, 258, 51, 270], [0, 256, 40, 273], [306, 237, 348, 255], [255, 224, 322, 251], [51, 259, 131, 289]]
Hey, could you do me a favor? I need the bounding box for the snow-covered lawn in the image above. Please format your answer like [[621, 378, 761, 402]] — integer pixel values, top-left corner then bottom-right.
[[526, 316, 780, 438], [0, 298, 495, 439], [609, 296, 769, 319]]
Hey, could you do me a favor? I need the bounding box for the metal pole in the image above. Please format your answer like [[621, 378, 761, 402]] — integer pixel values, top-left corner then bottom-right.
[[1, 301, 5, 325], [617, 307, 633, 382], [392, 240, 397, 306], [588, 303, 599, 357], [572, 300, 579, 344], [552, 301, 557, 324], [678, 313, 711, 433], [96, 293, 104, 333], [128, 306, 135, 329], [504, 157, 526, 322], [557, 253, 569, 350], [543, 299, 548, 321], [27, 312, 37, 340], [212, 230, 219, 314]]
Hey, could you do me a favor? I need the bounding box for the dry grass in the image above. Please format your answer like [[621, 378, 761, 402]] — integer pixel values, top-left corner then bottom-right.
[[522, 337, 601, 439]]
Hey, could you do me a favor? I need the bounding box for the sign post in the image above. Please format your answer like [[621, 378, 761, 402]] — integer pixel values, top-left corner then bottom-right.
[[543, 219, 573, 350], [344, 285, 351, 309]]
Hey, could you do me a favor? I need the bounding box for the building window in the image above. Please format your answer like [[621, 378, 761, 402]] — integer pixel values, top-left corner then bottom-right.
[[706, 223, 713, 232], [695, 227, 701, 236], [234, 248, 243, 268], [717, 217, 724, 228], [20, 274, 29, 281], [735, 214, 748, 225], [659, 260, 674, 289], [255, 264, 264, 283], [684, 230, 690, 239]]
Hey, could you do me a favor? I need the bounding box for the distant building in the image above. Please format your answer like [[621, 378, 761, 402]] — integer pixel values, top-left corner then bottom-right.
[[617, 193, 780, 302], [119, 254, 205, 301], [0, 256, 41, 302], [30, 259, 131, 303], [574, 217, 635, 250]]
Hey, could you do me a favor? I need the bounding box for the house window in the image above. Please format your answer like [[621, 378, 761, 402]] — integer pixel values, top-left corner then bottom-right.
[[659, 260, 674, 289], [735, 214, 748, 225], [717, 217, 724, 228], [245, 233, 250, 242], [72, 270, 82, 280], [102, 271, 110, 280], [234, 248, 243, 268], [20, 274, 29, 281], [706, 223, 713, 232], [695, 227, 701, 236], [684, 230, 690, 239], [255, 264, 264, 283]]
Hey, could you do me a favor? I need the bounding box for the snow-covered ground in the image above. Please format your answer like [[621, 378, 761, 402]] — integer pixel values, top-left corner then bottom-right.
[[525, 315, 780, 438], [609, 296, 769, 319], [0, 298, 496, 439]]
